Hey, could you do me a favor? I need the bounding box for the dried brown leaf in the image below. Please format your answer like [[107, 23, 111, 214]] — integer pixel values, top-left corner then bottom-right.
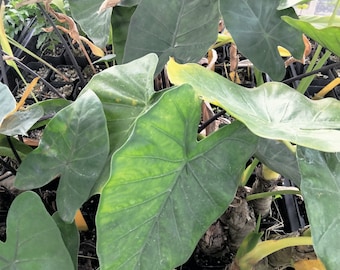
[[98, 0, 121, 13]]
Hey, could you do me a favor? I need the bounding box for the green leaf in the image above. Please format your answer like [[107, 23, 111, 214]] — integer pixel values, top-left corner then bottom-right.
[[15, 90, 110, 222], [236, 231, 263, 260], [68, 0, 112, 47], [0, 105, 44, 136], [282, 15, 340, 57], [111, 6, 136, 64], [30, 98, 72, 129], [97, 86, 258, 270], [0, 135, 32, 160], [83, 53, 158, 153], [83, 53, 162, 193], [0, 82, 16, 126], [255, 138, 301, 186], [167, 59, 340, 152], [123, 0, 220, 75], [297, 147, 340, 269], [0, 191, 74, 270], [53, 212, 80, 269], [220, 0, 304, 81]]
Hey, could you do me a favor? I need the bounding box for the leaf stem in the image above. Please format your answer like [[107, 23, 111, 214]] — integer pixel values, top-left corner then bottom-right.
[[238, 236, 313, 269], [246, 187, 301, 201]]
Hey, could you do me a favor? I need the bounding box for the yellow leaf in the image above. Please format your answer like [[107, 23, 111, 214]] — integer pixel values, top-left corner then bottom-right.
[[278, 46, 292, 57], [0, 1, 16, 68], [167, 57, 223, 107], [6, 77, 40, 118], [74, 209, 88, 231], [79, 36, 105, 57], [294, 259, 326, 270]]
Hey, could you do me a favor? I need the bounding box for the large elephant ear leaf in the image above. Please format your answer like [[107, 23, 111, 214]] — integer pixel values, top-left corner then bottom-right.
[[167, 58, 340, 152], [97, 85, 258, 270], [123, 0, 220, 75], [15, 90, 110, 222], [297, 147, 340, 269], [282, 15, 340, 57], [0, 191, 74, 269], [220, 0, 304, 81]]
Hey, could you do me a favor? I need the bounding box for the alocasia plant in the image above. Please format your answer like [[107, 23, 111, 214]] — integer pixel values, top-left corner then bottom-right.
[[0, 0, 339, 269]]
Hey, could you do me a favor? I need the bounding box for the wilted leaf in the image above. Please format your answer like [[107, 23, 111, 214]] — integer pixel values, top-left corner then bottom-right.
[[294, 259, 326, 270]]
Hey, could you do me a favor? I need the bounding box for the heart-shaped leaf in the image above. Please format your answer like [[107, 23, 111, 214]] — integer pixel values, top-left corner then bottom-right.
[[0, 191, 73, 269], [282, 15, 340, 57], [15, 90, 110, 222], [220, 0, 304, 81], [97, 86, 258, 269], [167, 58, 340, 152], [123, 0, 220, 75], [297, 147, 340, 270]]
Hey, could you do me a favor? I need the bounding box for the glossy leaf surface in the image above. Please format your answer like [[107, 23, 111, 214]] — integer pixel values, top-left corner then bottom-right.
[[220, 0, 304, 81], [297, 147, 340, 270], [167, 59, 340, 152], [123, 0, 220, 75], [97, 86, 258, 270], [0, 192, 73, 269], [282, 15, 340, 57], [69, 0, 112, 47], [15, 90, 109, 222]]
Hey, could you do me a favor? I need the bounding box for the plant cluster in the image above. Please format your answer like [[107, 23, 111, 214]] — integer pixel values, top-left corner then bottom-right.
[[0, 0, 340, 269]]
